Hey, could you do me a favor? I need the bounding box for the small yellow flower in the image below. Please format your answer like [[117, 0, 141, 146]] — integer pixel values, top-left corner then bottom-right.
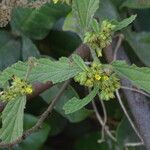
[[25, 86, 33, 94], [103, 75, 109, 81], [95, 74, 101, 80]]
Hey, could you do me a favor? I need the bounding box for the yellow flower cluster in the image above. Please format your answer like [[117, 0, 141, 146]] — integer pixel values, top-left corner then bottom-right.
[[74, 62, 102, 87], [84, 20, 116, 57], [74, 62, 120, 100], [0, 76, 33, 101]]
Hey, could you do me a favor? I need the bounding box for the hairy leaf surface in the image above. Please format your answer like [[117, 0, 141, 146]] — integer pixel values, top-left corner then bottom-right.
[[113, 61, 150, 92], [113, 15, 137, 31], [0, 58, 82, 87], [72, 0, 99, 35], [63, 86, 99, 114], [0, 96, 26, 143]]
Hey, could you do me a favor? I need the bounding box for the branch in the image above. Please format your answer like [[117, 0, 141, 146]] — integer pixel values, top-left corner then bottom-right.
[[0, 80, 70, 148]]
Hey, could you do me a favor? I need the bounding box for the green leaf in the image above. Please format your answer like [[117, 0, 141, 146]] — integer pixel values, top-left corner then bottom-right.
[[91, 19, 100, 33], [63, 86, 99, 114], [0, 96, 26, 143], [11, 3, 70, 39], [112, 61, 150, 93], [0, 57, 82, 87], [13, 114, 50, 150], [116, 116, 142, 149], [113, 15, 137, 31], [22, 36, 40, 61], [0, 31, 21, 70], [121, 0, 150, 9], [41, 84, 92, 123], [125, 31, 150, 66], [72, 54, 88, 71], [95, 0, 119, 21], [63, 12, 81, 34], [72, 0, 100, 36]]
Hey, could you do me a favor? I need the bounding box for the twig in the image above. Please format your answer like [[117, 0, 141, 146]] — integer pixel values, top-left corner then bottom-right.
[[98, 94, 107, 124], [97, 95, 107, 143], [0, 80, 70, 148], [121, 86, 150, 98], [125, 142, 144, 147], [92, 101, 117, 142], [115, 90, 143, 143], [113, 34, 124, 61]]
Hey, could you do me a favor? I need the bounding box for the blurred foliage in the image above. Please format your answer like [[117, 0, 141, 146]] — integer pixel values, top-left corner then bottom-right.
[[0, 0, 150, 149]]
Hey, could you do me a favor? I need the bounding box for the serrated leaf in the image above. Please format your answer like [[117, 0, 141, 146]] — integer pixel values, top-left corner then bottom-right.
[[72, 54, 88, 71], [0, 58, 82, 87], [112, 61, 150, 93], [0, 96, 26, 143], [72, 0, 100, 36], [91, 19, 100, 33], [121, 0, 150, 9], [113, 15, 137, 31], [63, 86, 99, 114]]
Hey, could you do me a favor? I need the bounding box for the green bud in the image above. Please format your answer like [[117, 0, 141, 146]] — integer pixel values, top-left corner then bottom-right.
[[85, 79, 94, 87]]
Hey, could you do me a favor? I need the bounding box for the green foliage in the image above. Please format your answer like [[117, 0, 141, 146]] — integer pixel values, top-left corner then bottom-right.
[[22, 36, 40, 61], [41, 84, 92, 122], [11, 3, 70, 39], [116, 116, 142, 149], [72, 54, 88, 71], [113, 61, 150, 93], [12, 114, 51, 150], [95, 0, 119, 21], [0, 96, 26, 143], [125, 31, 150, 66], [72, 0, 99, 36], [63, 85, 99, 114], [0, 57, 82, 87], [0, 31, 21, 70], [113, 15, 137, 31], [63, 12, 79, 33], [121, 0, 150, 9], [0, 0, 150, 148]]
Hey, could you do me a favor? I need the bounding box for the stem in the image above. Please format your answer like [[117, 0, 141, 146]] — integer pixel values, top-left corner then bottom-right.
[[92, 101, 117, 142], [98, 94, 107, 124], [121, 86, 150, 98], [125, 142, 144, 147], [89, 47, 100, 62], [113, 34, 124, 61], [116, 90, 143, 142]]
